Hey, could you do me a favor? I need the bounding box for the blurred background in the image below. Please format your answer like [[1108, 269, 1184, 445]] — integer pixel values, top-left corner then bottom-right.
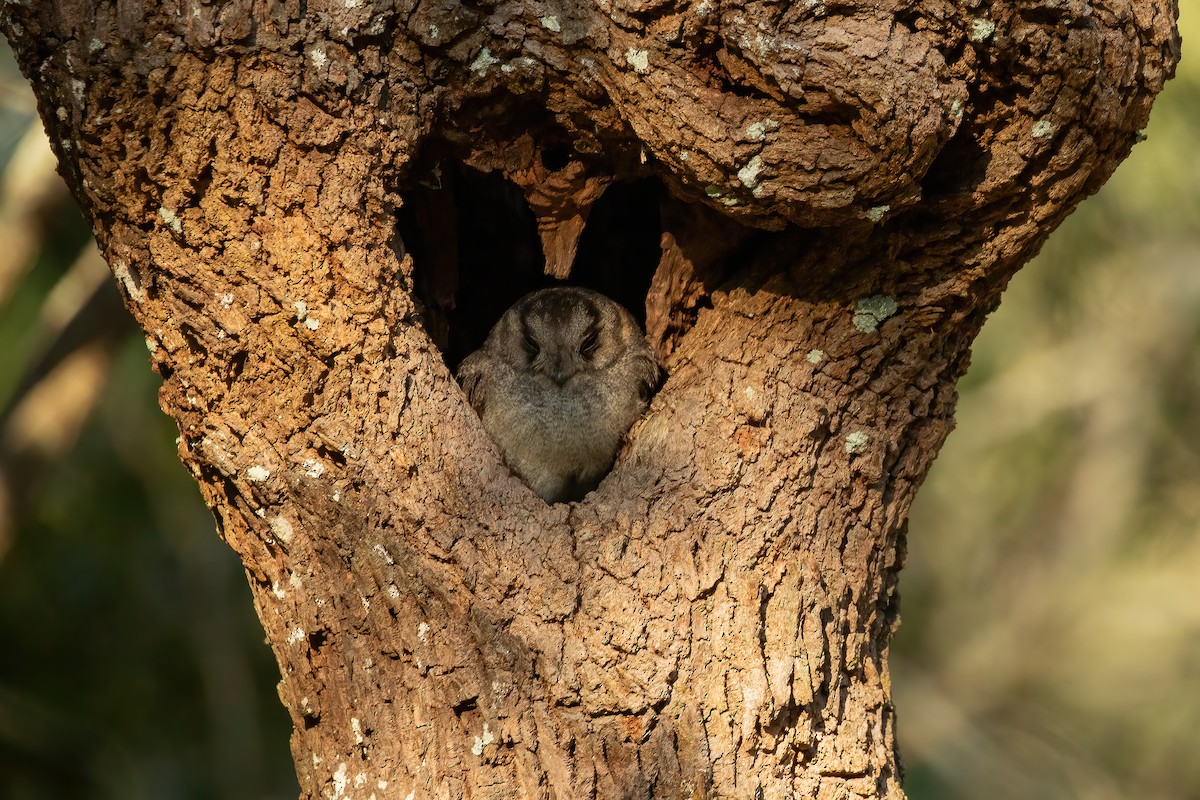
[[0, 15, 1195, 799]]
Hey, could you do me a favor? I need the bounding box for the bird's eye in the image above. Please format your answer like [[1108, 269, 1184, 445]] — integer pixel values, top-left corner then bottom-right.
[[522, 331, 540, 358], [580, 329, 600, 358]]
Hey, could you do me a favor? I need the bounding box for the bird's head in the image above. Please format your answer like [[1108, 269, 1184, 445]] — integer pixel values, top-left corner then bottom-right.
[[485, 286, 644, 387]]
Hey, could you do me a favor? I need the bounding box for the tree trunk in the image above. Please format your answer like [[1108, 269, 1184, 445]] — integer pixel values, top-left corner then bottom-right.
[[2, 2, 1178, 798]]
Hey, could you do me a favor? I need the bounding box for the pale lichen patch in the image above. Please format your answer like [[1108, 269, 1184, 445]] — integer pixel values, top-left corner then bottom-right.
[[373, 543, 394, 565], [331, 762, 348, 799], [471, 723, 495, 756], [866, 204, 890, 223], [625, 48, 650, 73], [539, 15, 561, 32], [247, 465, 271, 482], [806, 349, 824, 365], [310, 47, 328, 69], [269, 516, 294, 543], [113, 259, 145, 302], [352, 717, 365, 744], [157, 206, 183, 234], [1032, 119, 1055, 139], [744, 118, 778, 141], [737, 155, 764, 189], [470, 48, 499, 75], [286, 627, 306, 645], [844, 431, 870, 454], [303, 458, 326, 478], [417, 621, 430, 642], [969, 18, 996, 42], [852, 295, 899, 332], [752, 31, 774, 57]]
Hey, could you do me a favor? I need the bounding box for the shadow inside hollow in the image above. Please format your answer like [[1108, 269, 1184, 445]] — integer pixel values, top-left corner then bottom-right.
[[397, 163, 666, 369]]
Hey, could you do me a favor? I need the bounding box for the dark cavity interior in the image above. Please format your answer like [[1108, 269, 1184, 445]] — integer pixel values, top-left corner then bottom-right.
[[395, 161, 663, 369]]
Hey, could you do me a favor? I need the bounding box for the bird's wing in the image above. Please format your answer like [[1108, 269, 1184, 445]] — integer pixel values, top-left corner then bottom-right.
[[456, 351, 488, 414], [634, 349, 662, 403]]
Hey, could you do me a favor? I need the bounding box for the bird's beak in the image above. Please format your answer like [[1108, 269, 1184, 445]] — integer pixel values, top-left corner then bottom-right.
[[545, 355, 572, 386]]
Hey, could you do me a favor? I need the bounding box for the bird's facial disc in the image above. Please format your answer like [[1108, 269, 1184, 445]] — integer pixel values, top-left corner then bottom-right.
[[522, 297, 603, 385]]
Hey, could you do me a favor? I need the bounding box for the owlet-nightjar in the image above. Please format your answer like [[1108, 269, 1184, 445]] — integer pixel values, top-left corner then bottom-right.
[[457, 287, 659, 503]]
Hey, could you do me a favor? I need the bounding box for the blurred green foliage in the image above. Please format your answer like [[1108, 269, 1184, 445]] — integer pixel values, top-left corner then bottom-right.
[[0, 337, 298, 800], [0, 12, 1196, 799]]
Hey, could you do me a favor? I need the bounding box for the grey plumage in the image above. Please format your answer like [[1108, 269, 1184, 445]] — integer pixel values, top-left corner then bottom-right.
[[457, 287, 659, 503]]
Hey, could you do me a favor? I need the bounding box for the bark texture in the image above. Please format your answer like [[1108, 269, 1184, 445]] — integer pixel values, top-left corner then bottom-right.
[[2, 1, 1179, 798]]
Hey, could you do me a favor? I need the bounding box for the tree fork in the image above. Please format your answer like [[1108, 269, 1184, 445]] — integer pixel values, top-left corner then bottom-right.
[[2, 1, 1178, 798]]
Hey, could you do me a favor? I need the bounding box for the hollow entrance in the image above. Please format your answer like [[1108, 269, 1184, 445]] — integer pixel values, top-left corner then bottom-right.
[[396, 161, 663, 369]]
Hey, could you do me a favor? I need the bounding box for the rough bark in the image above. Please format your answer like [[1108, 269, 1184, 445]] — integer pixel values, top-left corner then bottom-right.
[[2, 1, 1178, 798]]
